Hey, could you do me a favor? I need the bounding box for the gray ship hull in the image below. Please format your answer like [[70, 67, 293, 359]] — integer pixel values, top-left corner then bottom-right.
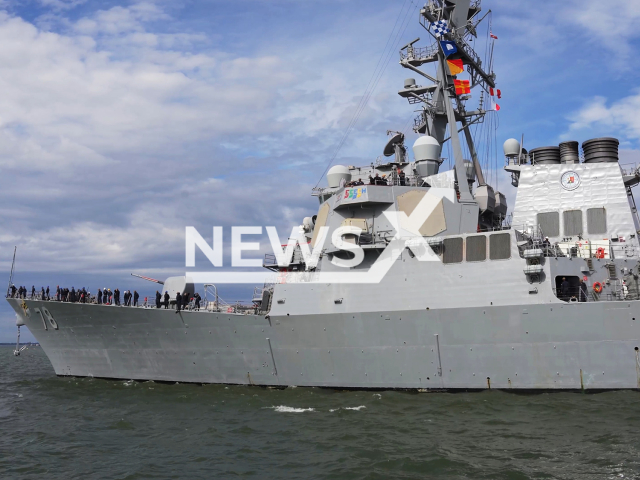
[[9, 298, 640, 390]]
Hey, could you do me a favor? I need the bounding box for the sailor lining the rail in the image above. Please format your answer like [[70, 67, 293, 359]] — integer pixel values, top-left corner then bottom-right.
[[579, 279, 588, 303], [398, 169, 406, 186], [560, 277, 570, 301]]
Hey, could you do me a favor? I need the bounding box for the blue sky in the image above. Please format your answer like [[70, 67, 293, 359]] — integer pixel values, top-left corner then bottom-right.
[[2, 0, 640, 342]]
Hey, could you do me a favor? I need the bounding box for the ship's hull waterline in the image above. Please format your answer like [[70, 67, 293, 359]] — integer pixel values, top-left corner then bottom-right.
[[9, 298, 640, 390]]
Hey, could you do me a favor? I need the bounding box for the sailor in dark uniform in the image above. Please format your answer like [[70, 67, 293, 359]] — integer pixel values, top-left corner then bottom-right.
[[579, 279, 588, 302], [175, 291, 182, 313], [182, 292, 189, 309], [194, 292, 201, 310], [163, 291, 170, 309], [560, 277, 570, 301], [398, 169, 406, 186]]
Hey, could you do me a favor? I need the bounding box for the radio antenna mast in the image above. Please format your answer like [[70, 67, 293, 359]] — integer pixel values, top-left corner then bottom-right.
[[7, 246, 16, 297]]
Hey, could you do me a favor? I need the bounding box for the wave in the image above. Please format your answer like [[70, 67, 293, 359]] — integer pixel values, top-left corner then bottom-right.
[[267, 405, 315, 413], [329, 406, 366, 412]]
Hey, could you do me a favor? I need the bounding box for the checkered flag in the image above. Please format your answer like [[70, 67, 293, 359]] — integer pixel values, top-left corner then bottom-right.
[[431, 20, 450, 38]]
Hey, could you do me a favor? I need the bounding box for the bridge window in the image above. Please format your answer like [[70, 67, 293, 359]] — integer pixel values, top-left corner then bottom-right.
[[489, 233, 511, 260], [443, 237, 463, 264], [537, 212, 560, 237], [587, 208, 607, 234], [466, 235, 486, 262], [563, 210, 583, 236]]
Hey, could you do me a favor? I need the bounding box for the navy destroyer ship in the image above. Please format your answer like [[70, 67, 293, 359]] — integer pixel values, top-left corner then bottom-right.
[[7, 0, 640, 390]]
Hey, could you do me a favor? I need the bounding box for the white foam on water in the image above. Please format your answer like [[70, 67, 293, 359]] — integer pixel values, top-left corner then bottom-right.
[[329, 406, 366, 412], [373, 393, 382, 399], [267, 405, 315, 413]]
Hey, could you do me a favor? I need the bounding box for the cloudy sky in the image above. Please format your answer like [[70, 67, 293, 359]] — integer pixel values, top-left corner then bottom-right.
[[2, 0, 640, 342]]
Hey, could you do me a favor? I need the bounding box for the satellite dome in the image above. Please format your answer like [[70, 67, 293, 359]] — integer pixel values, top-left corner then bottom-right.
[[327, 165, 351, 188], [503, 138, 521, 157], [413, 136, 441, 162]]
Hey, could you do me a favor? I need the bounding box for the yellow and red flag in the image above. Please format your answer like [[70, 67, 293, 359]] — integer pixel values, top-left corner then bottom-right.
[[454, 79, 470, 95], [447, 59, 464, 76]]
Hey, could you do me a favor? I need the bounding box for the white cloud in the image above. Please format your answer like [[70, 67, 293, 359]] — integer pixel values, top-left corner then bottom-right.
[[567, 93, 640, 144], [0, 10, 309, 173], [39, 0, 87, 11], [563, 0, 640, 58], [73, 2, 168, 35]]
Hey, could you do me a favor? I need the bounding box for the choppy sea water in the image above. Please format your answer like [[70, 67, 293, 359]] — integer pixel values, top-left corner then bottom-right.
[[2, 347, 640, 480]]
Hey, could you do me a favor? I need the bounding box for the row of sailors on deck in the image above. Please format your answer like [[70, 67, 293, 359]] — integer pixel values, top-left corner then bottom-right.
[[154, 291, 202, 311], [338, 170, 408, 189], [9, 285, 49, 299], [367, 170, 406, 186], [8, 284, 202, 310], [96, 288, 138, 306], [340, 178, 365, 187]]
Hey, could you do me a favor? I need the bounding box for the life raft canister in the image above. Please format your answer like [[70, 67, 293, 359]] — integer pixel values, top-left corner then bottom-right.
[[593, 281, 603, 293], [596, 247, 605, 259]]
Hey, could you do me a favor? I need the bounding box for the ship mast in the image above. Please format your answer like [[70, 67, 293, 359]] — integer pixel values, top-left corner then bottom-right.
[[398, 0, 495, 204]]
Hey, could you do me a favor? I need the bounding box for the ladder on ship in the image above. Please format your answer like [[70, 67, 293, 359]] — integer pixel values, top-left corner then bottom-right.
[[626, 185, 640, 232]]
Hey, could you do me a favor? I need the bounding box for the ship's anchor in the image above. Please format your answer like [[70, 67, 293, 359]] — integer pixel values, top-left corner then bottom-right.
[[14, 326, 26, 356]]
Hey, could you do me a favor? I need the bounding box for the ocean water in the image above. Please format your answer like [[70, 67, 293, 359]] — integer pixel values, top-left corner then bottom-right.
[[2, 346, 640, 480]]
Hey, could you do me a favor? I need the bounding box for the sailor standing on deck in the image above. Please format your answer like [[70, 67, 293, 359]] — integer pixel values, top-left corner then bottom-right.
[[98, 288, 103, 304], [175, 291, 182, 313], [560, 277, 570, 301], [155, 291, 161, 308], [579, 279, 588, 302], [182, 291, 189, 310], [194, 292, 201, 311], [133, 290, 139, 307], [163, 291, 170, 309]]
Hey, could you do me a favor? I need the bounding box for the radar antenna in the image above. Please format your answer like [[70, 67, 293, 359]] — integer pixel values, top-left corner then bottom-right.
[[383, 131, 407, 164]]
